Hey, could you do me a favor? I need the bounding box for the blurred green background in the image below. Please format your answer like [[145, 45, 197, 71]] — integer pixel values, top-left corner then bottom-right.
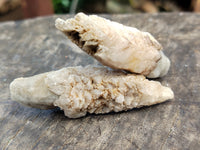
[[0, 0, 199, 22], [51, 0, 196, 14]]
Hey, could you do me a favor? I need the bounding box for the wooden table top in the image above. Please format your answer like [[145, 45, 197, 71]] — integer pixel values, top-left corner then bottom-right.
[[0, 13, 200, 150]]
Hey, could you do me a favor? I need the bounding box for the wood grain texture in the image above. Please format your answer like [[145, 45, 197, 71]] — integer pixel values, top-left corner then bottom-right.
[[0, 13, 200, 150]]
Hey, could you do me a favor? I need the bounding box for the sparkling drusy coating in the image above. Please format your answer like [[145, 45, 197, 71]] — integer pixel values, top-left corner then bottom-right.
[[55, 13, 170, 78], [10, 66, 174, 118]]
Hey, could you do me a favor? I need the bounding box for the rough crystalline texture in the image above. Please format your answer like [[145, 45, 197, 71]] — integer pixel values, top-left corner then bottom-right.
[[10, 66, 174, 118], [55, 13, 170, 78]]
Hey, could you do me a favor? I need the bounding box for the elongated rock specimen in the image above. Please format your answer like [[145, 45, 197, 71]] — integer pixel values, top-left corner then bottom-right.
[[55, 13, 170, 78], [10, 66, 174, 118]]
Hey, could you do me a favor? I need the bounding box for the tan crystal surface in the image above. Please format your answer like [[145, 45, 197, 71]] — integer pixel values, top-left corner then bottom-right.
[[10, 66, 174, 118], [55, 13, 170, 78]]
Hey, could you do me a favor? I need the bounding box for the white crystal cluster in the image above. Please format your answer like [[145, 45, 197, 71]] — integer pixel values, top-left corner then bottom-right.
[[9, 13, 174, 118], [10, 66, 174, 118], [55, 12, 170, 78]]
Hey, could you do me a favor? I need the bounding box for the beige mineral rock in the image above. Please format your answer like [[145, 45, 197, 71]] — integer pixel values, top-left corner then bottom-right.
[[9, 73, 58, 109], [55, 13, 170, 78], [10, 66, 174, 118]]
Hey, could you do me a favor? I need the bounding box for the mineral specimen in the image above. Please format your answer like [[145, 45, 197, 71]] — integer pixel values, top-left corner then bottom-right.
[[10, 66, 174, 118], [55, 13, 170, 78]]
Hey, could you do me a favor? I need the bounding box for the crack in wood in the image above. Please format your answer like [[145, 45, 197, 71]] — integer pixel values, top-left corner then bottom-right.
[[57, 124, 84, 150], [3, 111, 41, 150], [94, 117, 122, 150], [31, 128, 55, 149], [3, 120, 28, 150], [159, 108, 179, 150], [0, 106, 19, 128], [31, 116, 55, 150], [125, 137, 141, 150]]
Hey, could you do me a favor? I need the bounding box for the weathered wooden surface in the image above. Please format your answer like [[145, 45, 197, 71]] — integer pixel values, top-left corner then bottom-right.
[[0, 13, 200, 150]]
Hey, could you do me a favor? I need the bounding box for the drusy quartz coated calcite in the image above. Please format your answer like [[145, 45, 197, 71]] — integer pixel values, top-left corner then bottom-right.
[[10, 66, 174, 118], [55, 13, 170, 78]]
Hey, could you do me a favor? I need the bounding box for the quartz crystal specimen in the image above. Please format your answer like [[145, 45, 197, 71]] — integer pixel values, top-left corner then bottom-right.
[[10, 66, 174, 118], [55, 13, 170, 78]]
